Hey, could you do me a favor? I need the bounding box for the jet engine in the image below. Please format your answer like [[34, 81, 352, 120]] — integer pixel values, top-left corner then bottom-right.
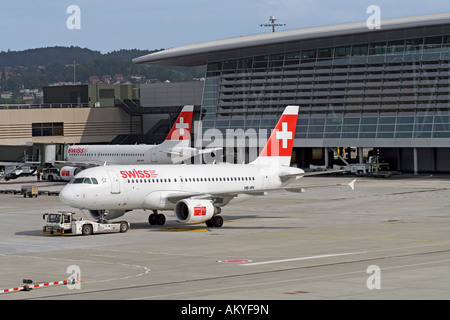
[[60, 166, 81, 181], [89, 210, 127, 221], [174, 199, 221, 224]]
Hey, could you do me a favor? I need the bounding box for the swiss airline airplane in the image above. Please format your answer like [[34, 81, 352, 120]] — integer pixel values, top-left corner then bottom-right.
[[59, 105, 355, 227], [53, 105, 211, 181]]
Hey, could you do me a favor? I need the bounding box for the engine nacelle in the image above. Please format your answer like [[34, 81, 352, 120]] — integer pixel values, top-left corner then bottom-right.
[[60, 166, 81, 181], [89, 210, 126, 221], [174, 199, 220, 224]]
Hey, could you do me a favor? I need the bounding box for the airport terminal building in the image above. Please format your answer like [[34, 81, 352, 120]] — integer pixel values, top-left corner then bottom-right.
[[134, 13, 450, 173]]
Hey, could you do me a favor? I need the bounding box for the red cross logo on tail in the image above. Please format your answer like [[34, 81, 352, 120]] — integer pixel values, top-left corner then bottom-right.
[[258, 106, 298, 158], [166, 105, 194, 140], [276, 122, 293, 149], [176, 117, 189, 135]]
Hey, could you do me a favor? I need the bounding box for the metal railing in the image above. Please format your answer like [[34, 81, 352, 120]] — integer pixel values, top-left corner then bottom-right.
[[0, 103, 91, 109]]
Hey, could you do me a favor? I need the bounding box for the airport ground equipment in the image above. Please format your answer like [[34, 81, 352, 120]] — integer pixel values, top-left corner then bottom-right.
[[311, 147, 393, 178], [330, 155, 392, 178], [21, 185, 38, 198], [43, 211, 129, 236], [42, 167, 63, 181]]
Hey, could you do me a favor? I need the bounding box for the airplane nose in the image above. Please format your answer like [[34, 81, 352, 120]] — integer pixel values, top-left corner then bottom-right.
[[59, 186, 75, 206]]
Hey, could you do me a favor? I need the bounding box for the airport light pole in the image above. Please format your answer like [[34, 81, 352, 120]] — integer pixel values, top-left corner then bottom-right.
[[260, 16, 286, 33]]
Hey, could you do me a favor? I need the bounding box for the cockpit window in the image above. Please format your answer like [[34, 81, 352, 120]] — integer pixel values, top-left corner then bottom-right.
[[71, 177, 98, 184]]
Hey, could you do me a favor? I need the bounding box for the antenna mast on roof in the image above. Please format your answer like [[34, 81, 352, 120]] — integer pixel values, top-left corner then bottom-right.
[[260, 16, 286, 33]]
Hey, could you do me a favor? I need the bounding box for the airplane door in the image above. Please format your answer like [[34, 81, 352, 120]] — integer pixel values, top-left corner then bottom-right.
[[261, 171, 269, 190], [107, 170, 121, 194], [151, 149, 157, 162]]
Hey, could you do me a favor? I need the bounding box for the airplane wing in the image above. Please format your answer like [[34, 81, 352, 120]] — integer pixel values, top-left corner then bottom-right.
[[159, 147, 223, 157], [159, 150, 185, 157], [166, 190, 264, 205], [197, 147, 223, 155], [283, 179, 356, 191], [166, 191, 234, 204], [165, 179, 356, 205], [52, 160, 105, 169], [279, 169, 344, 178], [241, 179, 356, 194]]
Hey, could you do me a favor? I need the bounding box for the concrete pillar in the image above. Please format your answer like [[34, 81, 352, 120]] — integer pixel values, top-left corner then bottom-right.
[[324, 147, 329, 168], [413, 147, 418, 175], [358, 147, 363, 164]]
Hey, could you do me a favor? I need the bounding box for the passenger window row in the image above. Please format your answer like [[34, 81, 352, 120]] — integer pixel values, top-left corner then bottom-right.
[[71, 176, 256, 185], [70, 153, 145, 157], [98, 153, 145, 157], [127, 176, 256, 184]]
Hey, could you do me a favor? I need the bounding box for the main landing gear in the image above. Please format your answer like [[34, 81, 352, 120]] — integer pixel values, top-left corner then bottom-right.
[[148, 211, 224, 228], [206, 216, 223, 228], [148, 210, 166, 225]]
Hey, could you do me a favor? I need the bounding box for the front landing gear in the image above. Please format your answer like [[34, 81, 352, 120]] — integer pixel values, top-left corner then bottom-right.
[[206, 215, 223, 228], [148, 210, 166, 225]]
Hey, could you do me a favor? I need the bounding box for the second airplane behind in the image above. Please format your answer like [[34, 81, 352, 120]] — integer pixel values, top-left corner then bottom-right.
[[53, 105, 214, 180]]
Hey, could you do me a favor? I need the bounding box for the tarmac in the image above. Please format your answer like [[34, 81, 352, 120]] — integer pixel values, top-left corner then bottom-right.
[[0, 174, 449, 302]]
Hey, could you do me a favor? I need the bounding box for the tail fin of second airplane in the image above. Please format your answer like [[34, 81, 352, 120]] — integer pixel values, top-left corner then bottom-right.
[[164, 105, 194, 143], [251, 105, 299, 167]]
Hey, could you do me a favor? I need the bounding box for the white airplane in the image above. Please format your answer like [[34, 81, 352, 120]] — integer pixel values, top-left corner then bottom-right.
[[59, 105, 355, 227], [53, 105, 212, 181]]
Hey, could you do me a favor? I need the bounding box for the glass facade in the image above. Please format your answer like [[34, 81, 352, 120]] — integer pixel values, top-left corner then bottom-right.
[[200, 25, 450, 148], [32, 122, 64, 137]]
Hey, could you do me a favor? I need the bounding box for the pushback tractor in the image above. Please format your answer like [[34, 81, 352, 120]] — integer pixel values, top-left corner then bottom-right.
[[43, 211, 130, 236]]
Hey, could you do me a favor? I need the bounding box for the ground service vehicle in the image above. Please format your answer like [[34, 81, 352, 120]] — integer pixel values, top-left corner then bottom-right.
[[43, 211, 129, 236], [42, 167, 63, 181]]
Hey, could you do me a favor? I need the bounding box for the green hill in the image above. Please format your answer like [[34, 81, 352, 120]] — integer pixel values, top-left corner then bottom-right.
[[0, 46, 205, 93], [0, 47, 154, 68]]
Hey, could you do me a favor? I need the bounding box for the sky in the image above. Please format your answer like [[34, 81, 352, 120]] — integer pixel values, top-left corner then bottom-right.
[[1, 0, 450, 53]]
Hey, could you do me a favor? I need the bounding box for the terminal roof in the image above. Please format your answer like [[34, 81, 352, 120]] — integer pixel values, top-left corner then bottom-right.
[[133, 12, 450, 67]]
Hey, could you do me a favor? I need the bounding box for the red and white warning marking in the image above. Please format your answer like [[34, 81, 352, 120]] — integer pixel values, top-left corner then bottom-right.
[[217, 259, 252, 263], [1, 279, 74, 294], [284, 290, 309, 295]]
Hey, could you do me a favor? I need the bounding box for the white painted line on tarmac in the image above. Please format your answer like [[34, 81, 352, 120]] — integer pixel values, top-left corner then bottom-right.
[[240, 252, 365, 266]]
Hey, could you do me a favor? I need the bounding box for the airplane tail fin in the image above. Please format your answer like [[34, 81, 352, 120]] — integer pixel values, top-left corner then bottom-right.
[[251, 105, 299, 167], [162, 105, 194, 145]]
